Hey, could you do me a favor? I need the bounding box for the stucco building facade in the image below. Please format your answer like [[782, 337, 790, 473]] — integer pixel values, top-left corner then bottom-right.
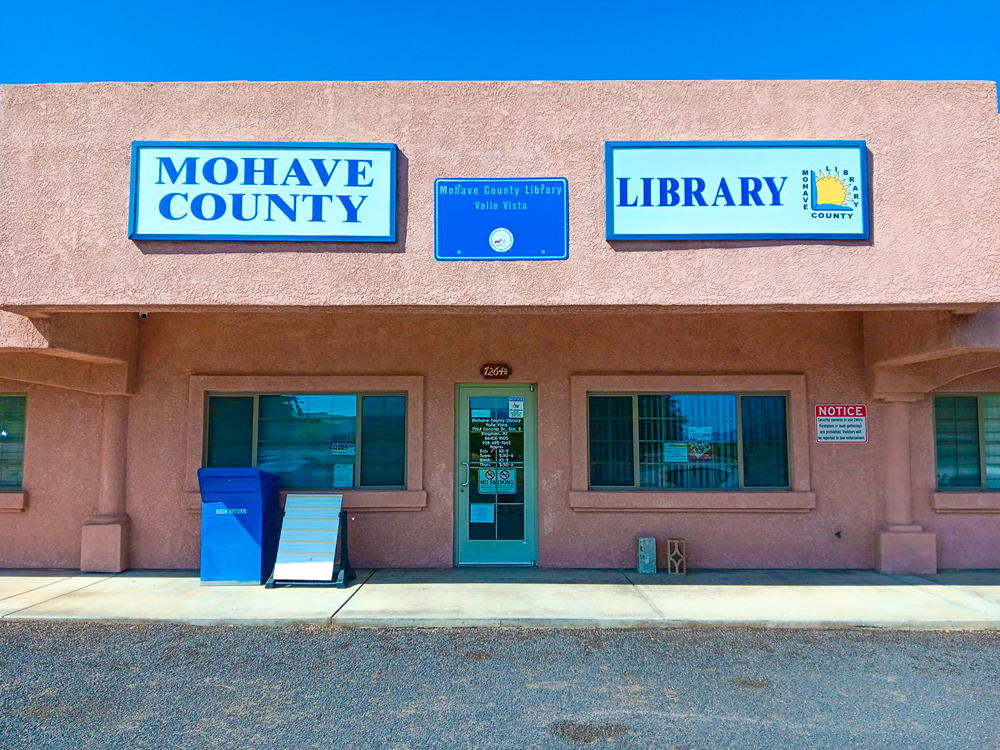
[[1, 80, 998, 574]]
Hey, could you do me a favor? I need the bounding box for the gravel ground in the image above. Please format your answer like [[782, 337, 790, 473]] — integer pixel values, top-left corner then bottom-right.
[[0, 622, 998, 749]]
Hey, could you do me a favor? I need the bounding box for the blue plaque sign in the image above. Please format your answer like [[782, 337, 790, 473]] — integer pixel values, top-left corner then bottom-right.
[[434, 178, 569, 261]]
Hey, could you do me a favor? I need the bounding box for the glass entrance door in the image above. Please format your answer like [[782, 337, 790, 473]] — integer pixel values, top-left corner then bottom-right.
[[456, 384, 537, 565]]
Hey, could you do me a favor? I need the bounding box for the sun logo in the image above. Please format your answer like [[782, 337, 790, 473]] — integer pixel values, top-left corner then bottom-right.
[[811, 170, 855, 211]]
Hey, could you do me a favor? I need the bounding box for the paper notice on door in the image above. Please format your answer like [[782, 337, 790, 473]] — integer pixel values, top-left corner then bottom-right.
[[508, 397, 524, 419], [470, 503, 495, 523]]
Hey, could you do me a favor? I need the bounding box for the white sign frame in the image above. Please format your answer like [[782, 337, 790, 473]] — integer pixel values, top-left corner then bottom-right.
[[272, 493, 343, 582], [606, 140, 870, 241], [129, 141, 397, 242], [815, 404, 868, 443]]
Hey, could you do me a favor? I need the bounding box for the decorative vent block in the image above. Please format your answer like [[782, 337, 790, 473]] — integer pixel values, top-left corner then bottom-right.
[[666, 539, 686, 576]]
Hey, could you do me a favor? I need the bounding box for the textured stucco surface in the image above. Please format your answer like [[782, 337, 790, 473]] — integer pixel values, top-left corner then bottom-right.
[[0, 311, 869, 569], [1, 309, 999, 570], [1, 80, 998, 310], [127, 311, 884, 570], [0, 312, 47, 349], [911, 369, 1000, 569], [0, 378, 102, 567]]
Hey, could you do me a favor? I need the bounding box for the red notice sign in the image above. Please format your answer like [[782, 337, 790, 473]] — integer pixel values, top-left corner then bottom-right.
[[815, 404, 867, 443]]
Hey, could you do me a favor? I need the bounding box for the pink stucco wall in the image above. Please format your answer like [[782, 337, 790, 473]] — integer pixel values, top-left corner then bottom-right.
[[1, 80, 999, 572], [1, 80, 998, 311], [0, 378, 102, 567], [3, 309, 999, 570], [0, 311, 868, 568], [911, 369, 1000, 570]]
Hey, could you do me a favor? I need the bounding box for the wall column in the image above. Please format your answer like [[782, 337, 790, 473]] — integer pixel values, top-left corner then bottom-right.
[[876, 395, 937, 574], [80, 395, 131, 572]]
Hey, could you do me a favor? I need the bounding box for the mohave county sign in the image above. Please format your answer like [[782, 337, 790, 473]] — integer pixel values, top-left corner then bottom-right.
[[128, 142, 397, 241], [605, 141, 870, 241]]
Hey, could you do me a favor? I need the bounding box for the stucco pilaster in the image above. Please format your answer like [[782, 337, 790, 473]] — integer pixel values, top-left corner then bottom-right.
[[80, 395, 130, 572], [875, 395, 937, 574]]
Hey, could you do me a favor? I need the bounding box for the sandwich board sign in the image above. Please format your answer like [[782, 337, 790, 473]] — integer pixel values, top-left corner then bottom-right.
[[269, 493, 355, 587]]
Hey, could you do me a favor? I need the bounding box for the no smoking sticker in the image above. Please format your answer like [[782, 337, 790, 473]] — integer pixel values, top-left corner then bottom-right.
[[478, 467, 517, 494], [495, 468, 516, 494]]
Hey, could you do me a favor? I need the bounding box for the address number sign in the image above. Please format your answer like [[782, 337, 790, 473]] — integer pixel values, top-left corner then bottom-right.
[[480, 364, 511, 380]]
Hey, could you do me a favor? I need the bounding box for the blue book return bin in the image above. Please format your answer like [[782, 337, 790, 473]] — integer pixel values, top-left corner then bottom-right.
[[198, 468, 280, 585]]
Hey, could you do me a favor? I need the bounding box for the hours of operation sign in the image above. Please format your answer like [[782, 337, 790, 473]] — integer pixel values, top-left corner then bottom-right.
[[815, 404, 867, 443]]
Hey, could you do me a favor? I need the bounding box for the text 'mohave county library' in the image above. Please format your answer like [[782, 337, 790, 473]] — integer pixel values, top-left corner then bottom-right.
[[1, 80, 999, 575]]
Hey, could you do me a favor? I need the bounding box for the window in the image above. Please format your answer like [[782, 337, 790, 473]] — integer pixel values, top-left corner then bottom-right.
[[588, 393, 789, 490], [205, 393, 406, 490], [0, 395, 27, 490], [934, 395, 1000, 490]]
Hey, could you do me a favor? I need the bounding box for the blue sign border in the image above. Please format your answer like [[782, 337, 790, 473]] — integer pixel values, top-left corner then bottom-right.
[[128, 141, 398, 242], [434, 177, 570, 261], [605, 140, 870, 241]]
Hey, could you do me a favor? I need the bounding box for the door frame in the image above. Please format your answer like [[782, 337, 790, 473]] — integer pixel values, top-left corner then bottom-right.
[[453, 383, 539, 566]]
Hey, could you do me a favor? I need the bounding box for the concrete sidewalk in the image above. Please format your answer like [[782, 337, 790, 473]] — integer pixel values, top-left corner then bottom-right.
[[1, 568, 1000, 629]]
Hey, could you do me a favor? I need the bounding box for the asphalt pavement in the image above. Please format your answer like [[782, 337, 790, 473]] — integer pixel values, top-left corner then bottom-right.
[[1, 623, 998, 749]]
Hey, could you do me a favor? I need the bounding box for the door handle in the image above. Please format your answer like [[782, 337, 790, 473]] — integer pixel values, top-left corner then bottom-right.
[[460, 461, 470, 487]]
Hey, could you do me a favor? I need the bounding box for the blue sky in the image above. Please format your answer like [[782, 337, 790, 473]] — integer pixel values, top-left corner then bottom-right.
[[1, 1, 997, 87]]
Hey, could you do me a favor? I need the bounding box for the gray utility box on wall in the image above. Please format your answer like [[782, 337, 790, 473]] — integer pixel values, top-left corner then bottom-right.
[[637, 536, 657, 574]]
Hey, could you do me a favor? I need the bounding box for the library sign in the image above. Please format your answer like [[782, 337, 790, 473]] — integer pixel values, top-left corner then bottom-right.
[[606, 141, 870, 241], [128, 141, 397, 242]]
